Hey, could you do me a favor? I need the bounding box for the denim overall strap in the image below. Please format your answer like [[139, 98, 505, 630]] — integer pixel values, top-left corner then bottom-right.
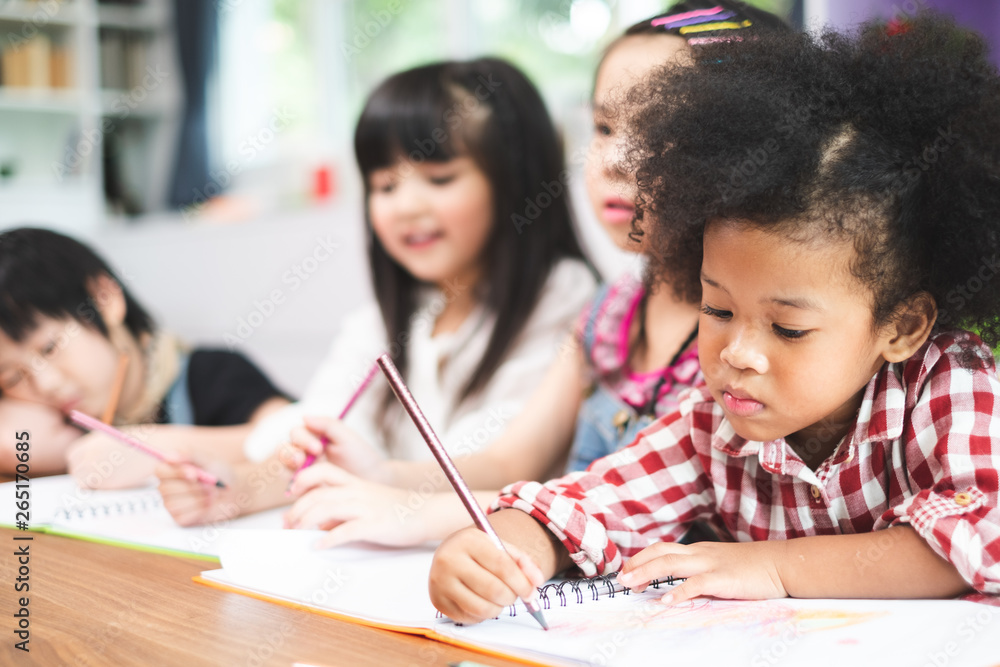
[[163, 353, 195, 425], [565, 284, 650, 473]]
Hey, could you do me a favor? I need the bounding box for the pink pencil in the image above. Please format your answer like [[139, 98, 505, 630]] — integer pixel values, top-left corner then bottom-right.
[[292, 362, 379, 478], [375, 353, 549, 631], [69, 410, 226, 488]]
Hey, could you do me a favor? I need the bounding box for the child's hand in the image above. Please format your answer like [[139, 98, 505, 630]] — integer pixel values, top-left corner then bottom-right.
[[283, 462, 426, 547], [282, 415, 391, 484], [67, 426, 183, 489], [156, 460, 235, 527], [429, 526, 545, 625], [0, 398, 80, 476], [616, 540, 788, 604], [157, 455, 292, 527]]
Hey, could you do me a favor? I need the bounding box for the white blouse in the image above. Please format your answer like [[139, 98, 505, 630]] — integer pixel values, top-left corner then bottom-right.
[[243, 259, 597, 462]]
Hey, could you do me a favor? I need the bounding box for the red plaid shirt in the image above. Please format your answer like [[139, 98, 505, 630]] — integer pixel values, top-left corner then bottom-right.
[[494, 330, 1000, 594]]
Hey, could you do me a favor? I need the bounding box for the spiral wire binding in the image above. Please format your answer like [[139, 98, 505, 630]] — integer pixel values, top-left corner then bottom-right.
[[53, 492, 164, 522], [435, 573, 681, 620]]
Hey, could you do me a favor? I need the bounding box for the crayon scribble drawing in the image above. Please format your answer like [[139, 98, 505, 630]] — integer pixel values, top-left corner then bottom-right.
[[548, 594, 886, 639]]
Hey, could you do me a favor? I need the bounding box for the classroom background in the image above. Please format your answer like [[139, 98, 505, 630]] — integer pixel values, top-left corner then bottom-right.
[[0, 0, 996, 397]]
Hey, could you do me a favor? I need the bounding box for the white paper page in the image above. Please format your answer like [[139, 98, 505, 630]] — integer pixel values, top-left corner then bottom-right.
[[435, 590, 1000, 666], [206, 529, 440, 629], [1, 474, 284, 557], [206, 529, 1000, 667], [2, 473, 159, 527]]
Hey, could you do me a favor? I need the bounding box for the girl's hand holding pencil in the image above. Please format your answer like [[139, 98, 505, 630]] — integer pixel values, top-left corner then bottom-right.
[[430, 524, 547, 626], [69, 411, 215, 489], [67, 429, 165, 489], [283, 415, 393, 485], [157, 459, 236, 527], [67, 417, 194, 490], [287, 362, 380, 483]]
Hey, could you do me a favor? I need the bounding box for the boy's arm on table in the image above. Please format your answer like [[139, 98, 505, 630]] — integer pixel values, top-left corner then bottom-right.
[[69, 395, 291, 490], [0, 398, 82, 476], [430, 513, 971, 625], [430, 510, 972, 625], [618, 526, 971, 604]]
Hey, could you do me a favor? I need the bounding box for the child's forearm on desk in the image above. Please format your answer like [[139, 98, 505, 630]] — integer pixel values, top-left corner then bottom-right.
[[774, 526, 970, 598]]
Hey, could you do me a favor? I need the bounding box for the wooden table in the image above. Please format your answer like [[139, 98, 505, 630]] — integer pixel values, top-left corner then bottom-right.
[[0, 527, 524, 666]]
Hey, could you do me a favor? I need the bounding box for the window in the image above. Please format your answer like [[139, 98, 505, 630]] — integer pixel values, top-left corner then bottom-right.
[[212, 0, 798, 200]]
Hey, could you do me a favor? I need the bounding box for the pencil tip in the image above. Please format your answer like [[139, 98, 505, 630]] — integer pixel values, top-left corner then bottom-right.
[[216, 480, 227, 489], [529, 608, 548, 630]]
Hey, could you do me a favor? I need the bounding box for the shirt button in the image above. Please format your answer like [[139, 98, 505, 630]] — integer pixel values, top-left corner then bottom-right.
[[954, 492, 972, 506], [810, 485, 822, 500]]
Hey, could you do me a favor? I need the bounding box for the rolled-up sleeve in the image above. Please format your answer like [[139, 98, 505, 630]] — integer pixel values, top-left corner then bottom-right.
[[492, 395, 717, 577], [886, 344, 1000, 594]]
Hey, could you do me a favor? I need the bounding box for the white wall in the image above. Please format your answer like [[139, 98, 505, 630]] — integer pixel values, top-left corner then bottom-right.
[[71, 156, 627, 398], [87, 190, 371, 397]]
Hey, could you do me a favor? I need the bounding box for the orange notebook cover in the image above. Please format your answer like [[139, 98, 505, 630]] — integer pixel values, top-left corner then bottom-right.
[[193, 530, 1000, 667]]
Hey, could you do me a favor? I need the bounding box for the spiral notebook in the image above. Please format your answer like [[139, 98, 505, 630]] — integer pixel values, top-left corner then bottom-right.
[[1, 474, 283, 560], [196, 529, 1000, 667]]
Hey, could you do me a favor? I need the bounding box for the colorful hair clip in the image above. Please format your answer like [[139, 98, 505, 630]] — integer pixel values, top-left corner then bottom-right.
[[656, 9, 737, 30], [651, 6, 726, 27], [679, 19, 752, 35]]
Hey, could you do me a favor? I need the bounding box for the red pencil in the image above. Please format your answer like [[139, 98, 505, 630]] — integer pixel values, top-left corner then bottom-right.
[[69, 410, 226, 488]]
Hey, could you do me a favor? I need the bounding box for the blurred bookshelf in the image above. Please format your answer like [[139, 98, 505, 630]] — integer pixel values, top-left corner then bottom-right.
[[0, 0, 181, 231]]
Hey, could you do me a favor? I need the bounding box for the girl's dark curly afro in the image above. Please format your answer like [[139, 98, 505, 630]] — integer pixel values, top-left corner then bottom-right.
[[626, 12, 1000, 346]]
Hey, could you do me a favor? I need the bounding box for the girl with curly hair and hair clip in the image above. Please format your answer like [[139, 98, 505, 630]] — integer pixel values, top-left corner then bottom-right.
[[431, 12, 1000, 624]]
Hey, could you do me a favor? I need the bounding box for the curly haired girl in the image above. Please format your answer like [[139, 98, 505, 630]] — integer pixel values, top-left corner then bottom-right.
[[430, 12, 1000, 623]]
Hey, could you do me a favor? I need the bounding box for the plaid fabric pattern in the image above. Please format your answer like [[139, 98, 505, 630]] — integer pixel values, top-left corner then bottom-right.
[[494, 330, 1000, 594], [575, 272, 702, 413]]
